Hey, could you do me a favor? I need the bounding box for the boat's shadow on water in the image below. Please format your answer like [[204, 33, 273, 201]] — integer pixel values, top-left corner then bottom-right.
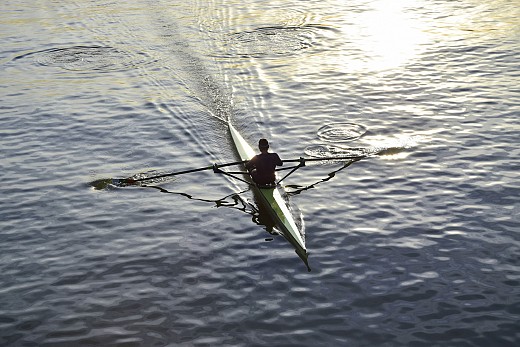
[[88, 176, 279, 227], [131, 183, 319, 270], [135, 164, 361, 273], [89, 180, 319, 272]]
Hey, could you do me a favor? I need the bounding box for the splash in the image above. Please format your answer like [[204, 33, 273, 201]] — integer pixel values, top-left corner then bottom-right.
[[89, 171, 176, 190], [317, 123, 368, 142], [304, 144, 369, 158], [305, 122, 428, 161]]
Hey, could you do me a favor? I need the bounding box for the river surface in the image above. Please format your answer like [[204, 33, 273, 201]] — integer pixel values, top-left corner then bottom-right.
[[1, 0, 519, 346]]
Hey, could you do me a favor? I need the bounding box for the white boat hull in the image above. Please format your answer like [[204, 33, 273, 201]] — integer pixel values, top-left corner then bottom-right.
[[228, 123, 309, 269]]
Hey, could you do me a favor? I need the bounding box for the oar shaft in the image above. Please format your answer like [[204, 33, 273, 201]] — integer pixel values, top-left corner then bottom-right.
[[133, 160, 247, 182], [134, 166, 211, 182], [282, 155, 366, 163]]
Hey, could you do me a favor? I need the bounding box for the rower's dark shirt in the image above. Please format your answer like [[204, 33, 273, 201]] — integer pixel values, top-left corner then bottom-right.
[[246, 152, 283, 185]]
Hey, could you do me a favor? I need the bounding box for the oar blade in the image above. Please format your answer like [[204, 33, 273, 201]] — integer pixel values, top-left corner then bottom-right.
[[89, 178, 138, 190]]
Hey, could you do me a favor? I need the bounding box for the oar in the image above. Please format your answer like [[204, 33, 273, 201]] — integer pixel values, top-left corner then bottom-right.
[[89, 159, 248, 190], [281, 154, 367, 163], [128, 160, 248, 183], [282, 145, 404, 164]]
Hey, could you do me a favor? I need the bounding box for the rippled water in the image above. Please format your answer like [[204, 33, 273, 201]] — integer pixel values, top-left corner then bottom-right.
[[1, 0, 519, 346]]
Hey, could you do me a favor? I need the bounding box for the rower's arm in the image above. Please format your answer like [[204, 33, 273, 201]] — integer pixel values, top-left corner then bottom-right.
[[276, 153, 283, 166], [245, 156, 256, 171]]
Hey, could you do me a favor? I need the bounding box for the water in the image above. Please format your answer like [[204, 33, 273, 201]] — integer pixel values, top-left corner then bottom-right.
[[1, 0, 519, 346]]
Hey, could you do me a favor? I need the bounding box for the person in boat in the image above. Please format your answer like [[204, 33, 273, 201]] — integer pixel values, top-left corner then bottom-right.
[[246, 138, 283, 186]]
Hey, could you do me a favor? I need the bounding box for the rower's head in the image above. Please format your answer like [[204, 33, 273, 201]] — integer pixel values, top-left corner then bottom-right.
[[258, 138, 269, 152]]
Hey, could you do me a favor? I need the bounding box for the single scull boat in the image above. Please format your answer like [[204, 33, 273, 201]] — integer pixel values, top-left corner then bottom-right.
[[228, 123, 310, 270], [92, 123, 376, 271]]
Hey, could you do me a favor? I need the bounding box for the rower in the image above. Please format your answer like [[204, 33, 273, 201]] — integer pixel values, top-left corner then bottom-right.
[[245, 139, 283, 186]]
